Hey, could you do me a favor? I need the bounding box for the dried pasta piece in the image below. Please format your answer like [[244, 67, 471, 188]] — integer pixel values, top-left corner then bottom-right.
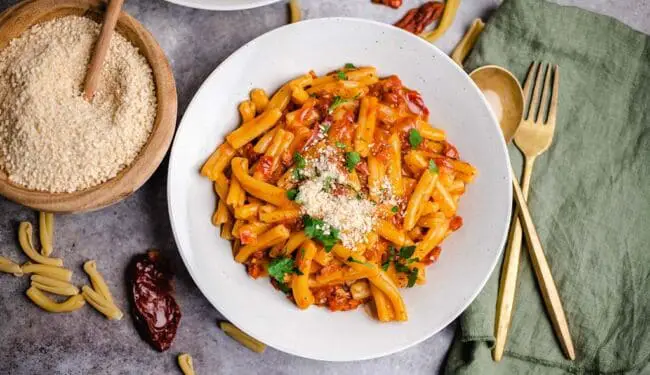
[[18, 222, 63, 267], [83, 260, 114, 303], [451, 18, 485, 66], [31, 275, 79, 296], [81, 285, 123, 320], [178, 353, 195, 375], [26, 286, 85, 313], [289, 0, 301, 23], [21, 262, 72, 282], [39, 212, 55, 257], [219, 321, 266, 353], [0, 256, 22, 275]]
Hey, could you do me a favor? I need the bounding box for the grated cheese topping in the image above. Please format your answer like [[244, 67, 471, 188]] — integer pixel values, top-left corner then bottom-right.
[[295, 145, 376, 248]]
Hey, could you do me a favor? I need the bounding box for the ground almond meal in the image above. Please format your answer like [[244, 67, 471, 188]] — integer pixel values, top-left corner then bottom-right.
[[0, 16, 157, 193]]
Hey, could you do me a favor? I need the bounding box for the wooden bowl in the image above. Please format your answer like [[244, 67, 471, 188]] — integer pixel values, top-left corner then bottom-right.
[[0, 0, 177, 213]]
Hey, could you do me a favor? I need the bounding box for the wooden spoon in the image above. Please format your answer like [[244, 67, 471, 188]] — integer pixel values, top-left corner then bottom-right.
[[470, 65, 576, 361], [83, 0, 125, 100]]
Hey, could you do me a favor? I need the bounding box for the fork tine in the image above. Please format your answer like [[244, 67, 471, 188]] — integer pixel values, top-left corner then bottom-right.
[[536, 64, 552, 124], [547, 65, 560, 125], [522, 61, 538, 105], [526, 62, 546, 121]]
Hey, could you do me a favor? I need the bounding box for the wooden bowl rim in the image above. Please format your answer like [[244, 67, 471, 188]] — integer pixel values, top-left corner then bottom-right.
[[0, 0, 178, 213]]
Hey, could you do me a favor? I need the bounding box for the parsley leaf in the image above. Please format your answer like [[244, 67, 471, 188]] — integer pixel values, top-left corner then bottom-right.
[[399, 245, 416, 259], [381, 261, 390, 271], [292, 152, 307, 181], [293, 152, 306, 169], [407, 257, 420, 264], [345, 151, 361, 172], [293, 267, 304, 276], [429, 160, 439, 173], [407, 268, 419, 288], [337, 71, 347, 80], [303, 215, 340, 251], [391, 206, 399, 213], [336, 141, 346, 149], [394, 262, 410, 273], [268, 257, 295, 284], [408, 128, 423, 149], [329, 96, 348, 114], [286, 189, 298, 200], [344, 63, 356, 69]]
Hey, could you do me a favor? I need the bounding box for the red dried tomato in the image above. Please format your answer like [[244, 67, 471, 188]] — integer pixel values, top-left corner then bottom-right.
[[394, 2, 444, 35], [255, 155, 274, 180], [129, 250, 181, 352], [405, 90, 430, 117], [372, 0, 403, 9], [239, 229, 257, 245], [449, 216, 464, 231]]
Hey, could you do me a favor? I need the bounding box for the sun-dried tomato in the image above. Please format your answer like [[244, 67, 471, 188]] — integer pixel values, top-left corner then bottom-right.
[[312, 285, 363, 312], [255, 155, 274, 180], [449, 216, 463, 231], [129, 250, 181, 352], [422, 246, 443, 265], [442, 141, 460, 159], [372, 0, 403, 9], [394, 1, 444, 35], [239, 229, 257, 245], [405, 90, 430, 117]]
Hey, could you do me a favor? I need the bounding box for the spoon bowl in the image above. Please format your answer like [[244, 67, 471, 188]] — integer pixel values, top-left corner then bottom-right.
[[469, 65, 524, 142]]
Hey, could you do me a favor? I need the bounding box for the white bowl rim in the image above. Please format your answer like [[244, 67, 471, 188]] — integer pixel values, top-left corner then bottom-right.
[[162, 0, 282, 11], [167, 16, 512, 361]]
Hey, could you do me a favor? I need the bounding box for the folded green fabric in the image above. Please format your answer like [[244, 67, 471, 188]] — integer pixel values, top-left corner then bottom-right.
[[445, 0, 650, 374]]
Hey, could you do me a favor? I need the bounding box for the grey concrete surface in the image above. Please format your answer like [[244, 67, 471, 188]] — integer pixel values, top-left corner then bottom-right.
[[0, 1, 647, 374]]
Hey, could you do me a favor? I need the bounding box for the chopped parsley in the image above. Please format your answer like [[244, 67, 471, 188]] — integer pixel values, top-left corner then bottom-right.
[[391, 206, 399, 213], [394, 262, 411, 273], [268, 257, 295, 284], [383, 245, 420, 287], [293, 152, 307, 180], [399, 245, 416, 259], [336, 71, 347, 80], [303, 215, 340, 251], [336, 141, 347, 149], [344, 63, 356, 69], [429, 160, 439, 173], [407, 268, 419, 288], [293, 152, 306, 169], [328, 96, 348, 114], [345, 151, 361, 172], [408, 128, 423, 149], [286, 188, 299, 200]]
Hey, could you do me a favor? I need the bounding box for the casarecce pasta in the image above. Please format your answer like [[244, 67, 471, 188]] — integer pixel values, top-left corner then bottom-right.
[[201, 65, 476, 322]]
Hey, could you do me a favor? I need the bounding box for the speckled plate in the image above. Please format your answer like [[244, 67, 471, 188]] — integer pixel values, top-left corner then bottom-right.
[[168, 18, 512, 361], [162, 0, 282, 11]]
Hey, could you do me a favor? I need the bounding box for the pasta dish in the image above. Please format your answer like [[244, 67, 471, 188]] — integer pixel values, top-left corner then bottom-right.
[[200, 65, 476, 322]]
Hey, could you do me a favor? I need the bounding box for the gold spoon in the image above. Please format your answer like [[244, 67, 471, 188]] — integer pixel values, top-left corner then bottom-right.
[[470, 65, 576, 361]]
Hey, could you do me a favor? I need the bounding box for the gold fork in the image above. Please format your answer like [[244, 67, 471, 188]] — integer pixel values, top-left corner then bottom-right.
[[494, 62, 575, 361]]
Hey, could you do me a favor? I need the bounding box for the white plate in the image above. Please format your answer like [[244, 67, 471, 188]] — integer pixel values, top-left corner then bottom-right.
[[168, 18, 512, 361], [162, 0, 281, 11]]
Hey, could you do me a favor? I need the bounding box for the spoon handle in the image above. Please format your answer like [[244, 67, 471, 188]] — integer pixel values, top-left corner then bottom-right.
[[510, 167, 576, 360], [83, 0, 125, 100]]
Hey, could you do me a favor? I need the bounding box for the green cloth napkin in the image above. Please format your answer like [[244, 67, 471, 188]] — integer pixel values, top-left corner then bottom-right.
[[445, 0, 650, 374]]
